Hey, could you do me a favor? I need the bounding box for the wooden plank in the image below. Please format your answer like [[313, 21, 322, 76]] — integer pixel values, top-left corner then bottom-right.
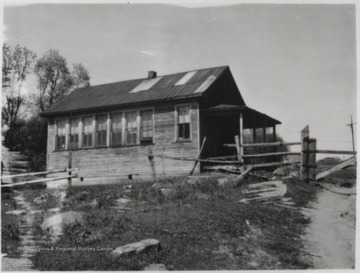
[[142, 153, 242, 164], [315, 150, 356, 155], [232, 166, 254, 184], [242, 152, 301, 158], [251, 161, 300, 168], [1, 175, 78, 187], [189, 136, 207, 175], [206, 155, 238, 160], [316, 157, 356, 181]]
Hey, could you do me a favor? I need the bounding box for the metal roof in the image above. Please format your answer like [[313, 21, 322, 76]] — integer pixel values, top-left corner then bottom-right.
[[41, 66, 229, 117], [204, 104, 281, 128]]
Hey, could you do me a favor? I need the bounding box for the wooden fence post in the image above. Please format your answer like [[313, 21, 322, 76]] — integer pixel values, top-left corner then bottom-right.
[[308, 138, 317, 182], [235, 135, 243, 164], [189, 136, 207, 175], [300, 125, 310, 182], [68, 152, 72, 187]]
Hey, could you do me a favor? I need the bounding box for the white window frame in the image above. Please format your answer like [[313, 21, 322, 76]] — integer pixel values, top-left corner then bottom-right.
[[55, 118, 67, 151], [68, 118, 80, 150], [140, 109, 154, 144], [82, 115, 94, 148], [175, 104, 192, 142], [95, 114, 108, 147], [52, 108, 155, 151], [110, 111, 123, 147], [122, 107, 154, 146]]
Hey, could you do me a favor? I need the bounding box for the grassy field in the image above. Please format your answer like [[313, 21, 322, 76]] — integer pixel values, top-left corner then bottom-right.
[[8, 173, 319, 271]]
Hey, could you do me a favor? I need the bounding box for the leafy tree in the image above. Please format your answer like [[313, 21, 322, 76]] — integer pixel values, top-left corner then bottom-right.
[[34, 50, 90, 112], [71, 63, 90, 89], [2, 43, 36, 149]]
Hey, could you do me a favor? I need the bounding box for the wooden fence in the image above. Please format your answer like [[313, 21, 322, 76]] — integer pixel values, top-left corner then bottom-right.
[[2, 125, 355, 187], [1, 168, 79, 188], [221, 125, 356, 182]]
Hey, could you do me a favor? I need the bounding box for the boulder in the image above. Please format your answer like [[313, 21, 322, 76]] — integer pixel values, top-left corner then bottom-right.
[[41, 211, 87, 238], [217, 177, 229, 186], [273, 166, 289, 177], [115, 198, 131, 204], [110, 239, 161, 258], [143, 264, 167, 271], [45, 208, 61, 217], [33, 196, 46, 205], [160, 188, 172, 198], [47, 207, 61, 214], [89, 199, 98, 209], [5, 210, 26, 216]]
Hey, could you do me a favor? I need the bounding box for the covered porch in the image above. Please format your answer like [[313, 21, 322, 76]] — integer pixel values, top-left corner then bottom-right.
[[199, 104, 281, 164]]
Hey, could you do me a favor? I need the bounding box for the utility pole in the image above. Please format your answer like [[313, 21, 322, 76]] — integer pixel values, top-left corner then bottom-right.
[[346, 115, 356, 153]]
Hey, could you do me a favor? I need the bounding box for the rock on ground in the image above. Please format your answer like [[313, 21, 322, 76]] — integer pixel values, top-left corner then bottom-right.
[[143, 264, 167, 271], [41, 211, 87, 237], [110, 239, 161, 258]]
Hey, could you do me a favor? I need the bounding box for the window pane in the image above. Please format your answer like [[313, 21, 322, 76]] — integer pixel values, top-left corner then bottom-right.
[[56, 135, 66, 150], [177, 106, 190, 140], [112, 113, 122, 131], [141, 110, 153, 141], [96, 115, 107, 147], [83, 117, 93, 133], [69, 118, 79, 134], [111, 131, 122, 146], [82, 117, 93, 147], [83, 134, 92, 147], [126, 112, 137, 145], [96, 115, 107, 131], [126, 112, 137, 129], [111, 113, 122, 146], [56, 119, 66, 150], [57, 119, 66, 136], [178, 106, 190, 123]]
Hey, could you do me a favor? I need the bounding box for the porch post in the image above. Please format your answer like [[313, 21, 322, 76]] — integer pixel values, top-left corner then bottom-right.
[[262, 127, 266, 143], [252, 128, 256, 143], [273, 125, 276, 142], [239, 113, 244, 163]]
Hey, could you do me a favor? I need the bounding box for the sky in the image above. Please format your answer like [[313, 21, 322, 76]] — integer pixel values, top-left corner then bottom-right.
[[2, 2, 357, 155]]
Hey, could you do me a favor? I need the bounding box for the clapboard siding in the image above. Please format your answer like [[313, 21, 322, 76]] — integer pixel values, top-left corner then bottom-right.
[[47, 101, 199, 182]]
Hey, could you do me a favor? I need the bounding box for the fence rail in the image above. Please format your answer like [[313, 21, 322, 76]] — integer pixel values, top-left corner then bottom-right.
[[242, 151, 301, 158], [315, 150, 357, 155], [1, 168, 79, 180]]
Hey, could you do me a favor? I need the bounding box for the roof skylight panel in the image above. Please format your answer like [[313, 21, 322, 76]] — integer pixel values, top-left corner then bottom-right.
[[194, 75, 217, 93], [175, 71, 197, 85], [130, 77, 162, 93]]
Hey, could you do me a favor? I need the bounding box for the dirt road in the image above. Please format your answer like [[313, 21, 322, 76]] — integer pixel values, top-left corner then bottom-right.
[[302, 183, 356, 269]]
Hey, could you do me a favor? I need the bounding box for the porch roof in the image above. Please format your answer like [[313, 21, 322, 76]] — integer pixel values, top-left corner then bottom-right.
[[203, 104, 281, 129]]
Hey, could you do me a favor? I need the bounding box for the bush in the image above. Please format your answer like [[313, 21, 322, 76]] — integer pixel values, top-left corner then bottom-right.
[[3, 116, 47, 171]]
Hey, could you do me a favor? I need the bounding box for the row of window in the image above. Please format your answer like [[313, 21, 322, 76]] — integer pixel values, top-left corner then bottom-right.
[[55, 105, 191, 151]]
